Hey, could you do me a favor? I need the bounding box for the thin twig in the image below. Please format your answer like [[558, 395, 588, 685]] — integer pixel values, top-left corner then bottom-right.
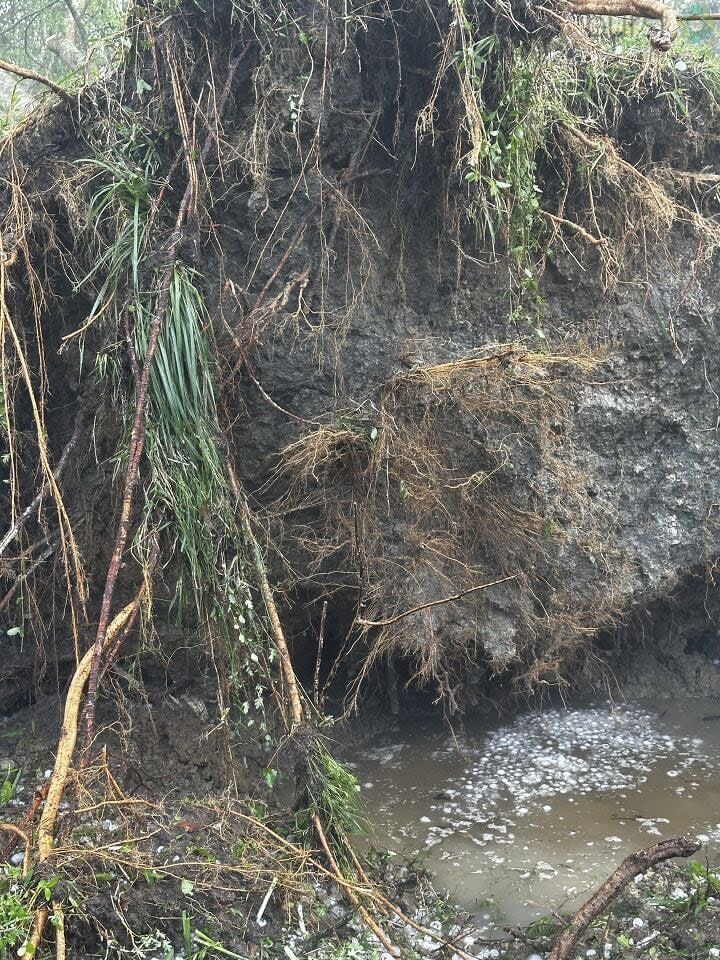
[[0, 408, 84, 557], [357, 574, 518, 628]]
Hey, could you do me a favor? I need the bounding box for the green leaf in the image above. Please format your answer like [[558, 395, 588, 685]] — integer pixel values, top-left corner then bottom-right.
[[263, 768, 278, 789], [181, 878, 194, 896]]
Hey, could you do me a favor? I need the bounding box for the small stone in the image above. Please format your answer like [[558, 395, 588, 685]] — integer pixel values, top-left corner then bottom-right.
[[632, 917, 645, 928], [10, 851, 24, 866]]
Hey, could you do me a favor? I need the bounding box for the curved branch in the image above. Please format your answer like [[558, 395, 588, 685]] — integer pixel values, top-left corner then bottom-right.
[[357, 574, 519, 629], [549, 835, 701, 960], [566, 0, 678, 48], [0, 57, 72, 102]]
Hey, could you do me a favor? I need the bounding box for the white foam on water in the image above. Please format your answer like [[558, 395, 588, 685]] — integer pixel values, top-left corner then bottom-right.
[[352, 700, 720, 930]]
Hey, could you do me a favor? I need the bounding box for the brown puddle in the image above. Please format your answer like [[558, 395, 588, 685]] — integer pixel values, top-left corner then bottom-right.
[[348, 699, 720, 935]]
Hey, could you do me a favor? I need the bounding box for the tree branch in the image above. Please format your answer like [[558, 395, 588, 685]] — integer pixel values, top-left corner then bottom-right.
[[549, 836, 701, 960], [357, 574, 519, 628], [0, 56, 72, 101], [566, 0, 678, 48]]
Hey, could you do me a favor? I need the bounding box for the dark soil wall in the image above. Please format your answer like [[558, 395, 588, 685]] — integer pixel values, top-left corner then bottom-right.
[[1, 0, 719, 717]]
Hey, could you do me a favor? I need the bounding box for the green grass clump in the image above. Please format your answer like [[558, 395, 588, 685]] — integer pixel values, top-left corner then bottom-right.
[[304, 740, 367, 846]]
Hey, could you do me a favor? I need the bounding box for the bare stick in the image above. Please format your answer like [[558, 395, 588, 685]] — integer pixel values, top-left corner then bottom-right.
[[313, 601, 327, 710], [357, 574, 518, 628], [0, 57, 72, 102], [549, 836, 700, 960], [312, 813, 399, 957], [0, 409, 84, 557]]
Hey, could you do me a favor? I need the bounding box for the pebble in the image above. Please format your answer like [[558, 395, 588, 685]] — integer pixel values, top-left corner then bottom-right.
[[10, 851, 24, 866], [631, 917, 645, 928]]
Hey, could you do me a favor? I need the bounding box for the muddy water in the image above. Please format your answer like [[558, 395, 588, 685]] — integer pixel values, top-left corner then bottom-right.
[[348, 700, 720, 935]]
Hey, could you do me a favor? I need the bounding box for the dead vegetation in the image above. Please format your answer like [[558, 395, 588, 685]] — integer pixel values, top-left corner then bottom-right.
[[268, 343, 623, 709]]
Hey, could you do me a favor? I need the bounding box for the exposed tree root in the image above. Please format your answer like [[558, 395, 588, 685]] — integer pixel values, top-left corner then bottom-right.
[[37, 595, 143, 862], [81, 47, 247, 755], [19, 595, 143, 959], [548, 836, 701, 960]]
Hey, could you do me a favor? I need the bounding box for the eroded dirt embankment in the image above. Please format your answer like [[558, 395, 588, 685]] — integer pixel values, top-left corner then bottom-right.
[[0, 2, 720, 957], [1, 1, 720, 717]]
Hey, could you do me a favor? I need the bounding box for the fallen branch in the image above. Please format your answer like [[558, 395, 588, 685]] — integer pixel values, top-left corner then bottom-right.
[[0, 57, 73, 102], [548, 836, 701, 960], [312, 812, 399, 957], [357, 574, 518, 628]]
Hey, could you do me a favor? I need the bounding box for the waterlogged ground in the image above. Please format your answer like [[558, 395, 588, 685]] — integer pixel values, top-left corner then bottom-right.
[[348, 699, 720, 936]]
